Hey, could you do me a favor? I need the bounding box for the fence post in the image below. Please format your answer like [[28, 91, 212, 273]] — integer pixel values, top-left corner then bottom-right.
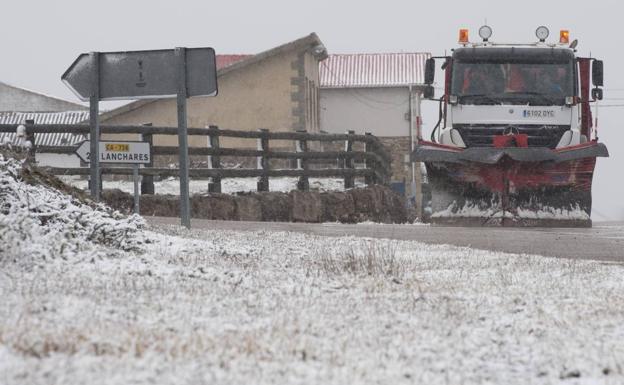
[[296, 129, 309, 191], [207, 125, 222, 193], [24, 119, 36, 164], [364, 132, 376, 186], [140, 123, 155, 194], [343, 130, 355, 189], [257, 128, 269, 192]]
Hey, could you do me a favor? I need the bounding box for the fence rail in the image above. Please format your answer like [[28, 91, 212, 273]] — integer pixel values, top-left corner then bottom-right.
[[0, 124, 388, 144], [1, 122, 392, 192], [34, 146, 386, 162], [45, 167, 378, 179]]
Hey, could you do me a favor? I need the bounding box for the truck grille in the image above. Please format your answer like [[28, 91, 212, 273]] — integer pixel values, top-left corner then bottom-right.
[[454, 124, 569, 149]]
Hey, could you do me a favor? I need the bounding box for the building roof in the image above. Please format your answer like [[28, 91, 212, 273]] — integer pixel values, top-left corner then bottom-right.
[[0, 81, 87, 112], [319, 53, 431, 89], [98, 33, 327, 123], [216, 55, 253, 70], [0, 111, 89, 147]]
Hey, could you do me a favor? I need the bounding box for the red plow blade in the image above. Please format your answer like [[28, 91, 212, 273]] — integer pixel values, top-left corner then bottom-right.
[[414, 141, 608, 227]]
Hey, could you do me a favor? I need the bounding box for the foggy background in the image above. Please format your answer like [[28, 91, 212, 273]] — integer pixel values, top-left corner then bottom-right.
[[1, 0, 620, 220]]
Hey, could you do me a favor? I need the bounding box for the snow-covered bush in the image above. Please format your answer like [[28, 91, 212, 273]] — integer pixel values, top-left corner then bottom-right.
[[0, 153, 147, 265]]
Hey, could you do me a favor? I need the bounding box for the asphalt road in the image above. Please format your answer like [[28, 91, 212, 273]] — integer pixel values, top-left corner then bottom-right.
[[148, 217, 624, 263]]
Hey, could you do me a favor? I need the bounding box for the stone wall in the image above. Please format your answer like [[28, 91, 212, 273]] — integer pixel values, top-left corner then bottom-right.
[[378, 136, 410, 182], [102, 185, 408, 224], [378, 136, 423, 215]]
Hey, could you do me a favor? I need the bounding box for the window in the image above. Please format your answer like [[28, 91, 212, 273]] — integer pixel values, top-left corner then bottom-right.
[[451, 61, 574, 105]]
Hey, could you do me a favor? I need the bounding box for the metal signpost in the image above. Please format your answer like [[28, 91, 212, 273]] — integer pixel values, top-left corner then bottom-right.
[[176, 47, 191, 228], [63, 47, 217, 228], [89, 52, 100, 201]]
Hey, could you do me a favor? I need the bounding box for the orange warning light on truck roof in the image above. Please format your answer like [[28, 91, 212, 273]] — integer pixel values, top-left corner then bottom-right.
[[459, 29, 469, 44], [560, 30, 570, 44]]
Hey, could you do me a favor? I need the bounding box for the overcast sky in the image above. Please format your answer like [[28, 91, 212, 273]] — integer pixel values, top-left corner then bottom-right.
[[2, 0, 622, 220]]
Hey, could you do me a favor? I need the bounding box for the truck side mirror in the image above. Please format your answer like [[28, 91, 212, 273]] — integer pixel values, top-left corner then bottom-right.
[[592, 60, 603, 87], [423, 85, 435, 99], [425, 58, 435, 85], [592, 88, 603, 101]]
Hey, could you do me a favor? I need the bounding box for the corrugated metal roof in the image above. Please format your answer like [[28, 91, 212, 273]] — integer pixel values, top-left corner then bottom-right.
[[319, 53, 431, 88], [0, 111, 89, 147]]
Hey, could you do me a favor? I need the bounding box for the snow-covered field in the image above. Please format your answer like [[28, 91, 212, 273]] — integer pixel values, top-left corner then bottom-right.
[[63, 176, 365, 195], [2, 154, 624, 384]]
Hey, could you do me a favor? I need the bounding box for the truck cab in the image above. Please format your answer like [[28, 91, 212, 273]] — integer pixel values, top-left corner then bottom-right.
[[424, 26, 603, 150]]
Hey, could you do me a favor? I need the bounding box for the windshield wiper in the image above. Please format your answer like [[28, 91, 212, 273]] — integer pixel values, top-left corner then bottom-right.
[[459, 94, 502, 105], [504, 92, 560, 105]]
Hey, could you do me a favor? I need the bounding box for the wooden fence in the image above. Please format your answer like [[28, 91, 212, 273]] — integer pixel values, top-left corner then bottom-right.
[[0, 122, 392, 193]]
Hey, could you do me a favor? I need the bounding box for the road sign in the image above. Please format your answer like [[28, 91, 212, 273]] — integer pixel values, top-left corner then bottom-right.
[[62, 46, 217, 229], [62, 48, 217, 101], [75, 141, 151, 164]]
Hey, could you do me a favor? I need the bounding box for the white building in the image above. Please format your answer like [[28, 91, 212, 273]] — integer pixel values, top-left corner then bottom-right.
[[319, 53, 430, 138]]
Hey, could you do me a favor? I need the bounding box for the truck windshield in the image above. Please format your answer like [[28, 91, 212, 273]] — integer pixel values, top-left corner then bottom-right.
[[451, 61, 574, 105]]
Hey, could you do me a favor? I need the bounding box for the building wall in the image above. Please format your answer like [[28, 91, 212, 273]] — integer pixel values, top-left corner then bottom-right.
[[0, 83, 86, 112], [291, 51, 322, 133], [320, 86, 423, 207], [101, 48, 321, 150], [320, 87, 414, 137]]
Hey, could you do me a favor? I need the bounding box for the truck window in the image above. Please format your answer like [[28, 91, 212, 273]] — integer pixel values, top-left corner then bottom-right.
[[451, 61, 574, 105]]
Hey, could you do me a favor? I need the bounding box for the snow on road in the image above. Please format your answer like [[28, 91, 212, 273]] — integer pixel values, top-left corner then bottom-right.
[[2, 154, 624, 385], [63, 176, 365, 195]]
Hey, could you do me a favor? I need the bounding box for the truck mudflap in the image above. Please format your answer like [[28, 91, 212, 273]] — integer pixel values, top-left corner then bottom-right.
[[413, 141, 609, 227]]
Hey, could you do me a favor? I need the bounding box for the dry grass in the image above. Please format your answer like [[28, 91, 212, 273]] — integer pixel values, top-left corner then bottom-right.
[[315, 241, 406, 278]]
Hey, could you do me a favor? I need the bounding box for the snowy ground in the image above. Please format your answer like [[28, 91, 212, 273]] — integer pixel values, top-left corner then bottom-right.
[[2, 154, 624, 384], [3, 229, 624, 384], [63, 176, 365, 195]]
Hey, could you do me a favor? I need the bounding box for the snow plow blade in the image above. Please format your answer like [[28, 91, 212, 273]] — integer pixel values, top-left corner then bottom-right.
[[413, 141, 609, 227]]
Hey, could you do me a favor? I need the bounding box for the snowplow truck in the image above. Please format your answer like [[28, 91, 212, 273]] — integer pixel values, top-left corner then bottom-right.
[[413, 26, 608, 227]]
